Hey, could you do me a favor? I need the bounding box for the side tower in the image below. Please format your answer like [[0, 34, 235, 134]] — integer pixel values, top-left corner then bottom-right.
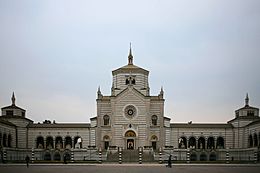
[[96, 46, 165, 150]]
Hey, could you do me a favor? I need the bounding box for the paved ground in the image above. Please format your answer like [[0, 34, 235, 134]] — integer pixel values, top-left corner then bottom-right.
[[0, 164, 260, 173]]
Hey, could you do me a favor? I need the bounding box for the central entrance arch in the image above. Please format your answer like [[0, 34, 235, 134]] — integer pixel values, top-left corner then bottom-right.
[[125, 130, 136, 150]]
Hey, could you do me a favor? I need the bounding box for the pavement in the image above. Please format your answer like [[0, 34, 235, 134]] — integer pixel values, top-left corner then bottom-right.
[[0, 163, 260, 173]]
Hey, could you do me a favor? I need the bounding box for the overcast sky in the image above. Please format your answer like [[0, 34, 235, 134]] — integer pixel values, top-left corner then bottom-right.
[[0, 0, 259, 123]]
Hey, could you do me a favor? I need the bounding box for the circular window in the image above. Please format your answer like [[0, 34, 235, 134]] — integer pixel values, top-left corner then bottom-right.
[[124, 105, 136, 119]]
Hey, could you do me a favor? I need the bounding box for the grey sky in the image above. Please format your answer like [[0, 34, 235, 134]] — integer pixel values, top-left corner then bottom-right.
[[0, 0, 259, 123]]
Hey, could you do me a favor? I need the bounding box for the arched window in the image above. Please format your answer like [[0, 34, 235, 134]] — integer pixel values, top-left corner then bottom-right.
[[151, 115, 158, 126], [3, 134, 7, 147], [65, 136, 72, 149], [103, 115, 110, 126], [125, 130, 136, 137], [216, 137, 225, 149], [198, 137, 206, 149], [74, 136, 82, 149], [178, 137, 187, 149], [55, 136, 63, 149], [254, 133, 258, 147], [188, 137, 196, 149], [0, 133, 2, 147], [7, 134, 12, 147], [207, 137, 215, 149], [249, 134, 253, 148], [36, 136, 44, 149], [46, 136, 54, 149]]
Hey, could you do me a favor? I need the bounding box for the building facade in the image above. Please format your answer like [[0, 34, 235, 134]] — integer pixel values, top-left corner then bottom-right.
[[0, 48, 260, 162]]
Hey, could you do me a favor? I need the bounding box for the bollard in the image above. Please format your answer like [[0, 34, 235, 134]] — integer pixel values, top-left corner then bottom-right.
[[99, 148, 102, 164], [139, 147, 142, 164], [31, 148, 34, 163], [226, 149, 229, 164], [118, 147, 122, 164], [186, 148, 190, 164], [3, 149, 7, 163], [71, 148, 74, 162], [159, 147, 162, 164], [254, 150, 257, 164]]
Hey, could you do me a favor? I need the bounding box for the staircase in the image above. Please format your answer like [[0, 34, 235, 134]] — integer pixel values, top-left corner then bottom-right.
[[106, 149, 154, 163]]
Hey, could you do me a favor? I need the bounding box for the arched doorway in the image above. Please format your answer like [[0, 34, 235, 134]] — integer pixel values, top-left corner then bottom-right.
[[103, 135, 110, 150], [54, 152, 61, 161], [151, 135, 158, 150], [44, 152, 51, 161], [64, 152, 71, 161], [254, 133, 258, 147], [190, 153, 197, 161], [200, 153, 207, 161], [125, 130, 136, 150], [3, 134, 7, 147], [249, 135, 253, 147], [209, 153, 217, 161]]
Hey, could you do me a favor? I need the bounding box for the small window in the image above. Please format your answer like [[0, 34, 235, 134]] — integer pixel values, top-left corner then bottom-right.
[[6, 110, 13, 116], [152, 115, 158, 126], [103, 115, 110, 126], [22, 112, 25, 117], [126, 79, 129, 85]]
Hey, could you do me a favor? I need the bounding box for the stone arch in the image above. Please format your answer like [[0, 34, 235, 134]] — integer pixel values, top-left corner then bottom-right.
[[103, 115, 110, 126], [36, 136, 44, 149], [3, 133, 7, 147], [0, 132, 2, 147], [46, 136, 54, 149], [74, 136, 82, 148], [151, 135, 158, 150], [249, 134, 253, 148], [7, 134, 12, 147], [190, 153, 197, 161], [200, 153, 207, 161], [54, 152, 61, 161], [207, 136, 215, 149], [103, 135, 110, 150], [209, 153, 217, 161], [55, 136, 63, 149], [64, 151, 71, 161], [65, 136, 72, 149], [254, 133, 258, 147], [125, 130, 136, 137], [198, 136, 206, 149], [188, 136, 196, 149], [178, 136, 187, 149], [151, 115, 158, 126], [216, 136, 225, 149], [44, 152, 51, 161]]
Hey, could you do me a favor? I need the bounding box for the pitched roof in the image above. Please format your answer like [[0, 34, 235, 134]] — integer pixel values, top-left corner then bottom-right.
[[1, 104, 26, 111], [0, 119, 16, 127], [112, 64, 149, 75]]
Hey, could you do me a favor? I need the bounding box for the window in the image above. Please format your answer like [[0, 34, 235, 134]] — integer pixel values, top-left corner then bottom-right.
[[22, 112, 25, 117], [6, 110, 13, 116], [103, 115, 110, 125], [152, 115, 158, 126], [247, 111, 254, 116]]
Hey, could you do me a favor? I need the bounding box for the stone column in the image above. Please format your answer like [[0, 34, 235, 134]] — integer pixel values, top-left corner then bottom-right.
[[186, 148, 190, 163]]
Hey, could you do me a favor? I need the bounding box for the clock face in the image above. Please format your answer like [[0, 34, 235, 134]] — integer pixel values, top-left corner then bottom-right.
[[125, 105, 136, 118]]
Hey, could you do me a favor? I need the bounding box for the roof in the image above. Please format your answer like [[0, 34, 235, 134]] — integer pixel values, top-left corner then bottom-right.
[[236, 105, 259, 111], [247, 119, 260, 126], [0, 115, 33, 123], [0, 119, 16, 127], [227, 116, 260, 124], [1, 104, 26, 111], [28, 123, 91, 128], [112, 64, 149, 75], [170, 123, 232, 128]]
